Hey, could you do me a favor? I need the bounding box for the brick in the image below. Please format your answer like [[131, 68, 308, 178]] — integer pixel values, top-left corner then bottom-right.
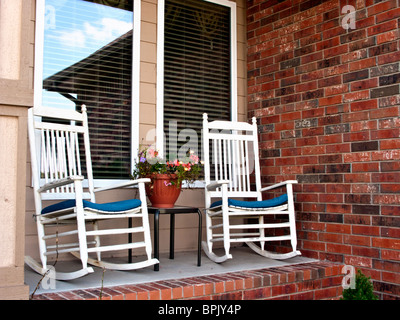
[[379, 73, 400, 86], [303, 165, 325, 174], [350, 78, 378, 91], [348, 37, 376, 52], [381, 184, 400, 193], [368, 0, 398, 16], [379, 117, 400, 129], [381, 161, 400, 171], [295, 118, 318, 129], [368, 20, 398, 36], [370, 106, 399, 119], [375, 216, 400, 229], [344, 214, 371, 225], [344, 131, 370, 142], [320, 213, 343, 223], [325, 123, 350, 134], [381, 227, 400, 239], [344, 256, 373, 268], [369, 42, 398, 57], [377, 50, 400, 65], [377, 30, 400, 44], [351, 120, 377, 131], [324, 44, 348, 58], [376, 7, 400, 23], [299, 0, 323, 12], [323, 26, 347, 40], [345, 194, 372, 204], [353, 225, 380, 236], [349, 58, 376, 71], [325, 84, 349, 96], [325, 64, 349, 77], [370, 85, 399, 98], [317, 37, 340, 50], [373, 194, 400, 205], [370, 62, 399, 77], [342, 49, 368, 63], [280, 57, 300, 70], [326, 164, 350, 173], [317, 56, 341, 69], [351, 141, 379, 152], [344, 90, 370, 103], [373, 237, 400, 250], [344, 173, 371, 183], [318, 75, 342, 88], [353, 246, 381, 258], [326, 243, 351, 255], [296, 81, 317, 93], [343, 69, 369, 83], [352, 162, 380, 172], [350, 99, 378, 111], [371, 128, 399, 139], [344, 235, 371, 247], [372, 172, 400, 183], [319, 154, 341, 163], [340, 29, 366, 44], [115, 286, 137, 300]]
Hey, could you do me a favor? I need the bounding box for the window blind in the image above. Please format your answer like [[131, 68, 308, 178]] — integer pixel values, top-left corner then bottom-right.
[[41, 0, 133, 179], [163, 0, 231, 160]]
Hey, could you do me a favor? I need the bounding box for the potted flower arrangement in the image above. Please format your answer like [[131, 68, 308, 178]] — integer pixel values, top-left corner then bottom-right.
[[132, 147, 203, 208]]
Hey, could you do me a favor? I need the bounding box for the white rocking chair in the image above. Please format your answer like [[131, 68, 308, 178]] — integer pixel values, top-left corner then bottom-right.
[[202, 113, 301, 263], [25, 105, 158, 280]]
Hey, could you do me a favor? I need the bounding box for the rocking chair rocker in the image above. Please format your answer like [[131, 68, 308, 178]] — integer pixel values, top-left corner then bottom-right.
[[25, 106, 158, 280], [202, 113, 301, 263]]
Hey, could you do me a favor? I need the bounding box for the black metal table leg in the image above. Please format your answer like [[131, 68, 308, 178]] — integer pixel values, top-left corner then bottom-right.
[[154, 209, 160, 271], [197, 209, 202, 267], [170, 213, 175, 259]]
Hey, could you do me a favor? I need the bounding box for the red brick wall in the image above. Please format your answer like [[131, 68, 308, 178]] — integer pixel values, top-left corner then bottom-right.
[[247, 0, 400, 299]]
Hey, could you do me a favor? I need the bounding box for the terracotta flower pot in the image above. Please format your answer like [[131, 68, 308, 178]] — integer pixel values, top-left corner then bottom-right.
[[145, 174, 182, 208]]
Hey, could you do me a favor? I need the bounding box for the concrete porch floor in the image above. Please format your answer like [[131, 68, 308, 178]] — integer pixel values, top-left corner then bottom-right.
[[26, 247, 313, 295], [25, 246, 348, 300]]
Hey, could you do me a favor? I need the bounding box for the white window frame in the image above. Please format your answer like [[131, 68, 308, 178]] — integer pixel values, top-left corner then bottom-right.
[[156, 0, 238, 158], [34, 0, 141, 188]]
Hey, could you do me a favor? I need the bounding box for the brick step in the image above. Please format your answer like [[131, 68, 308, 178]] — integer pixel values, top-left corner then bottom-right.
[[32, 261, 344, 300]]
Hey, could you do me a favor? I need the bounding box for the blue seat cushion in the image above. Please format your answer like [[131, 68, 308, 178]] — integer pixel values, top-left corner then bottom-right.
[[210, 194, 288, 210], [41, 199, 142, 215]]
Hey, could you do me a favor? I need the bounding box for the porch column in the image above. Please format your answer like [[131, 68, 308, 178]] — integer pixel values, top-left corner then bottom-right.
[[0, 0, 33, 300]]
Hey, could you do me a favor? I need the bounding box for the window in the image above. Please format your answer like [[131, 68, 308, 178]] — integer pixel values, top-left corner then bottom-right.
[[157, 0, 237, 161], [35, 0, 140, 183]]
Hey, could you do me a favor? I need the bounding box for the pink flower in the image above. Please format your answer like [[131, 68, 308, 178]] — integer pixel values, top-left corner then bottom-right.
[[190, 154, 199, 164], [147, 148, 157, 158]]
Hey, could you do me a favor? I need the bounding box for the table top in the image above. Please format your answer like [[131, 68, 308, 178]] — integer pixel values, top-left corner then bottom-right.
[[148, 206, 201, 214]]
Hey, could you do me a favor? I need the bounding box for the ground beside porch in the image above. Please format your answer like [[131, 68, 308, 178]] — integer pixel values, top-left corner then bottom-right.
[[26, 247, 345, 300]]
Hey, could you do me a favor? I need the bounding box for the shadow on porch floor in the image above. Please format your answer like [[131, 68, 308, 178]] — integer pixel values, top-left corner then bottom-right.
[[26, 247, 344, 300]]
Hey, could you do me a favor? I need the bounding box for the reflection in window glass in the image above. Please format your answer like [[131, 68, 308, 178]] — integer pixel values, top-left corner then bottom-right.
[[163, 0, 231, 160], [42, 0, 134, 179]]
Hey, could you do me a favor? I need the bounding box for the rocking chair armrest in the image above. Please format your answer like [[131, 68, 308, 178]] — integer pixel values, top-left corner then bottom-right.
[[38, 175, 84, 193], [94, 178, 151, 193], [260, 180, 298, 192], [206, 180, 230, 191]]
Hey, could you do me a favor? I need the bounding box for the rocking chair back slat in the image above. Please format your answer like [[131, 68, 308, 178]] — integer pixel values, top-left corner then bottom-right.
[[31, 108, 94, 202], [204, 116, 261, 202]]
